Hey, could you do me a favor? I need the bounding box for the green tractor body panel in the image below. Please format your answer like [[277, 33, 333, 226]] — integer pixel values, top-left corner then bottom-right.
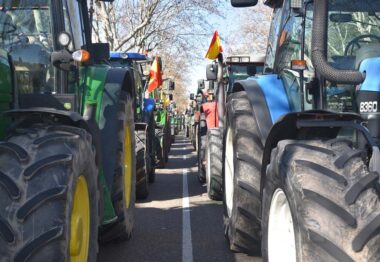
[[81, 65, 118, 223], [0, 50, 11, 139], [156, 110, 167, 126], [82, 65, 109, 117]]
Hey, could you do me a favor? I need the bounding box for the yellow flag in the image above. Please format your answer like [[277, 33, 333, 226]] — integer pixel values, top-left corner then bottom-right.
[[205, 31, 223, 60]]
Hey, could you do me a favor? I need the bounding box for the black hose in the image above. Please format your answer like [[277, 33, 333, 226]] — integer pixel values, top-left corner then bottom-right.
[[311, 0, 364, 85]]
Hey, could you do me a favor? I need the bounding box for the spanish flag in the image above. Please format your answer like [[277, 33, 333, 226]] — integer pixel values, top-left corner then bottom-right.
[[148, 56, 163, 93], [205, 31, 223, 60]]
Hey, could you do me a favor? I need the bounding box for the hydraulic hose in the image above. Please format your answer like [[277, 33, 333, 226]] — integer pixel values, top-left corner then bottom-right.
[[311, 0, 364, 85]]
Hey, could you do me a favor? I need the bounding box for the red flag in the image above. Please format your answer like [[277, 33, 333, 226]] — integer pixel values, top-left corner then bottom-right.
[[205, 31, 223, 60], [148, 56, 163, 93]]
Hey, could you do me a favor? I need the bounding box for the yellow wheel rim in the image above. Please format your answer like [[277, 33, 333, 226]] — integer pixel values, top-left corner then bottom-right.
[[70, 176, 90, 262], [123, 125, 133, 208]]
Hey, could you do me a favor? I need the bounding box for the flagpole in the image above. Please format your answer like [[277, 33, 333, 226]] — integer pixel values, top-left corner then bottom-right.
[[217, 53, 225, 129]]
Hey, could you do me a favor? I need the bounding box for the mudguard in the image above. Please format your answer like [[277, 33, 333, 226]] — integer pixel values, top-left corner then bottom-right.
[[260, 110, 364, 196], [98, 67, 136, 190], [5, 106, 102, 166], [231, 75, 290, 145]]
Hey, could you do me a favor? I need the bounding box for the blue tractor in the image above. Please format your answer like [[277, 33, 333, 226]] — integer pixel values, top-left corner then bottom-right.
[[225, 0, 380, 260]]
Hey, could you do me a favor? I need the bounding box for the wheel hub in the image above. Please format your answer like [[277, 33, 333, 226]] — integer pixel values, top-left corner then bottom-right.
[[70, 176, 90, 262], [225, 127, 234, 217], [124, 125, 132, 208], [268, 188, 296, 262]]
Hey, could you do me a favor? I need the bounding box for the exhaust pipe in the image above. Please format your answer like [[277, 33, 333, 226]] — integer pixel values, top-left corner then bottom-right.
[[311, 0, 364, 85]]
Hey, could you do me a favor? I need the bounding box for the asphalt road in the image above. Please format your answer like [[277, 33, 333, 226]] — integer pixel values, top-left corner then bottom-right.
[[99, 134, 261, 262]]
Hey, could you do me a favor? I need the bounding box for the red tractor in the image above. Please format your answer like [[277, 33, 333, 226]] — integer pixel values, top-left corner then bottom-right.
[[199, 55, 265, 200]]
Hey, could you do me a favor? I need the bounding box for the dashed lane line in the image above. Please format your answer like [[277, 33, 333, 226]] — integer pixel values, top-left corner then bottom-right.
[[182, 154, 193, 262]]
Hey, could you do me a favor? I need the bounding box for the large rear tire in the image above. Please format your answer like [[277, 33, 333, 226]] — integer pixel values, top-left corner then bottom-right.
[[192, 123, 198, 151], [100, 91, 136, 242], [135, 131, 149, 200], [262, 139, 380, 261], [154, 129, 165, 169], [0, 124, 99, 262], [197, 117, 207, 183], [206, 128, 223, 200], [146, 115, 156, 183], [223, 91, 263, 255]]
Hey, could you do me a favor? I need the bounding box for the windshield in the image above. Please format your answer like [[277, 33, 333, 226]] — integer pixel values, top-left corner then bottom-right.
[[228, 64, 263, 80], [327, 0, 380, 70], [227, 63, 263, 93], [0, 0, 54, 94]]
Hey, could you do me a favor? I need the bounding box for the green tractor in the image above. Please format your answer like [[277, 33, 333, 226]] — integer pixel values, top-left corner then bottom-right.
[[109, 52, 156, 199], [0, 0, 136, 260], [154, 79, 174, 168]]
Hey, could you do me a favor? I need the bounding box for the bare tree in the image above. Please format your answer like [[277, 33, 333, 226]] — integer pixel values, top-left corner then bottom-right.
[[224, 2, 272, 56], [93, 0, 221, 52], [93, 0, 222, 110]]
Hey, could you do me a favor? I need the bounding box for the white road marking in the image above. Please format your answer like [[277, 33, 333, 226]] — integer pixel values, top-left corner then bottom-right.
[[182, 168, 193, 262]]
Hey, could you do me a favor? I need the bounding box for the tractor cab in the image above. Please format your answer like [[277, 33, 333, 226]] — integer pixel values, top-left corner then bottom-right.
[[0, 0, 110, 112], [225, 55, 265, 93], [0, 1, 54, 95]]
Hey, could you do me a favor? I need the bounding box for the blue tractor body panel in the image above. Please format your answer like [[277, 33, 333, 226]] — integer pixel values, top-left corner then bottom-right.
[[233, 74, 291, 145], [255, 74, 291, 124], [110, 51, 146, 61], [359, 57, 380, 92]]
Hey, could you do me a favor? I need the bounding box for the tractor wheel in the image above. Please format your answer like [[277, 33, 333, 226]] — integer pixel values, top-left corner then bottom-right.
[[206, 128, 223, 200], [154, 130, 164, 169], [135, 131, 148, 200], [197, 117, 207, 183], [164, 126, 170, 163], [192, 124, 198, 151], [147, 117, 156, 183], [223, 91, 263, 255], [100, 91, 136, 242], [0, 124, 99, 262], [262, 139, 380, 261]]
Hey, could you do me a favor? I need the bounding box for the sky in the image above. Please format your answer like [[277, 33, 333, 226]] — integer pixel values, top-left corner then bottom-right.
[[187, 2, 256, 94]]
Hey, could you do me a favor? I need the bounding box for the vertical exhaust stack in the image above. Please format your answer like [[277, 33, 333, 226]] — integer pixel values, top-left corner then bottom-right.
[[311, 0, 364, 85]]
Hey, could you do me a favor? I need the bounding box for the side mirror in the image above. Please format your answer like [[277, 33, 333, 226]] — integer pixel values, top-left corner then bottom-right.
[[231, 0, 257, 7], [169, 80, 175, 91], [206, 64, 217, 81], [52, 32, 74, 71], [198, 79, 205, 90], [169, 94, 174, 101], [207, 80, 215, 91], [190, 93, 195, 100], [51, 49, 73, 71], [196, 94, 203, 104]]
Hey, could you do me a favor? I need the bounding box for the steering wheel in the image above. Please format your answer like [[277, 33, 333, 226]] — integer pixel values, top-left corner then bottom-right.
[[344, 34, 380, 56]]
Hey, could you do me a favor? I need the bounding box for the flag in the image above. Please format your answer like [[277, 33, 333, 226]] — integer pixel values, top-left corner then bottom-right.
[[205, 31, 223, 60], [148, 56, 163, 93]]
